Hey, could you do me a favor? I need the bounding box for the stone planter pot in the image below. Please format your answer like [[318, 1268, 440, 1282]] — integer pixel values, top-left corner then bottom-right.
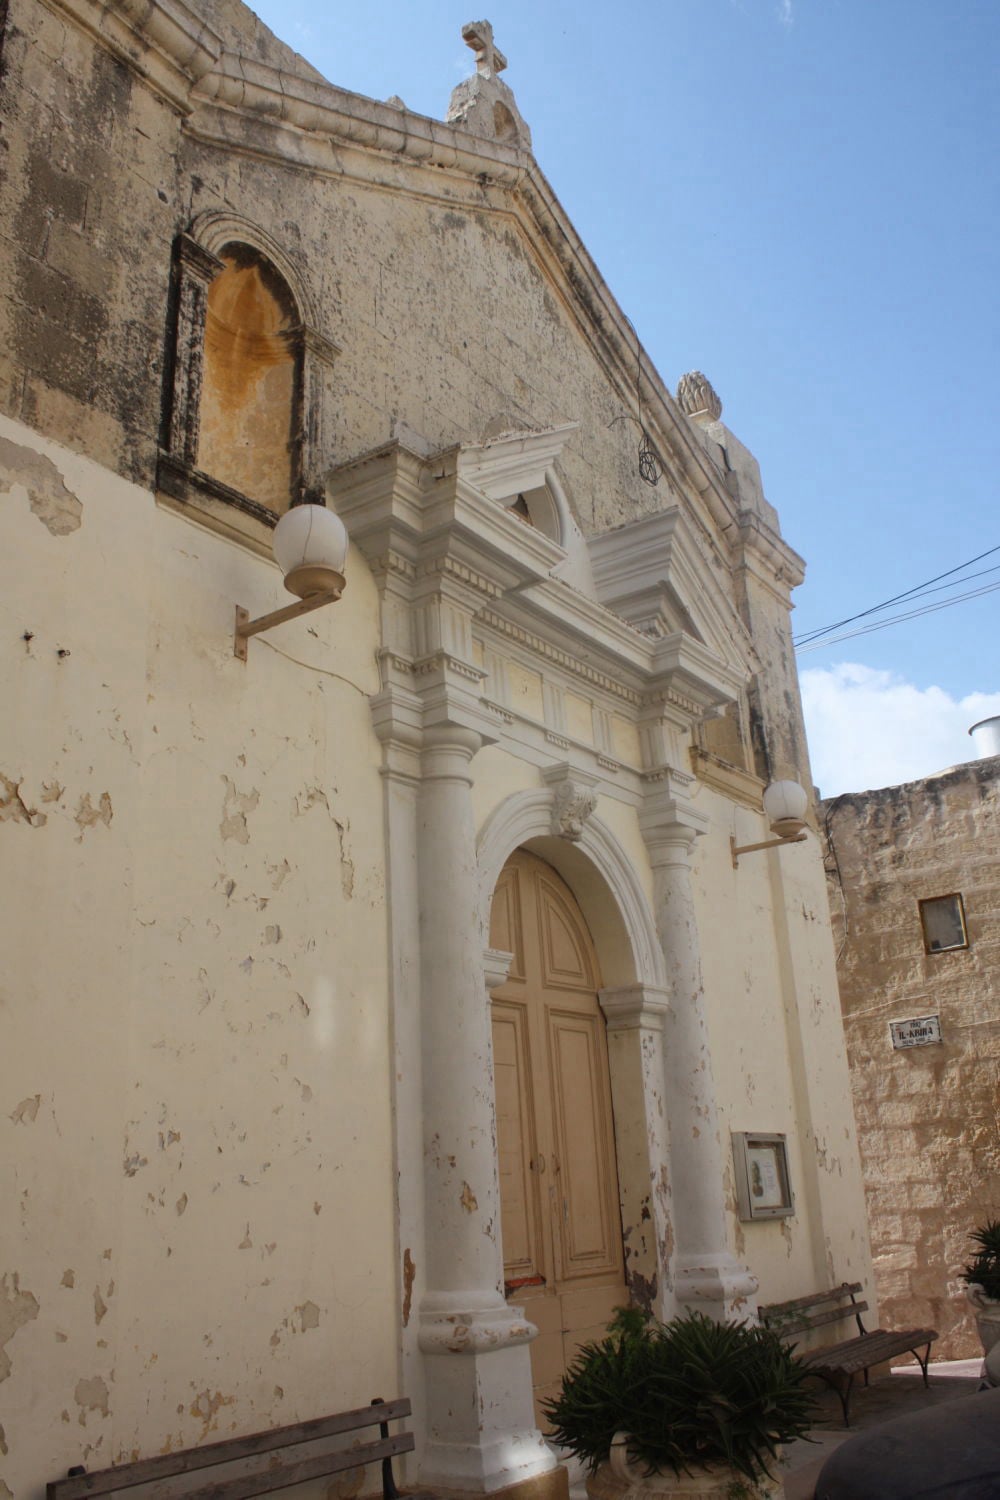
[[585, 1433, 784, 1500], [965, 1284, 1000, 1355]]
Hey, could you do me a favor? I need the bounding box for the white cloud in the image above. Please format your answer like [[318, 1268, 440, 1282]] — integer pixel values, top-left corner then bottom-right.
[[799, 664, 1000, 799], [777, 0, 793, 24]]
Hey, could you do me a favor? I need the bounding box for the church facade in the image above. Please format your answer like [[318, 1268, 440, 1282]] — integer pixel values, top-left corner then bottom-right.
[[0, 4, 872, 1494]]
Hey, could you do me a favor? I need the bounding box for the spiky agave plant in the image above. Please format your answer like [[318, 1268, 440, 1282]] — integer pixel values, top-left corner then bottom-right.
[[544, 1307, 816, 1489], [962, 1218, 1000, 1300]]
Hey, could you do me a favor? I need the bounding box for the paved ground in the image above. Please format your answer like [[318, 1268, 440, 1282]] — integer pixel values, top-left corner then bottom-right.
[[779, 1357, 984, 1499]]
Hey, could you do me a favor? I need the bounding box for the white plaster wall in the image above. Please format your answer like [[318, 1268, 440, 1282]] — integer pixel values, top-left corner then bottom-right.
[[690, 790, 874, 1311], [0, 414, 397, 1486]]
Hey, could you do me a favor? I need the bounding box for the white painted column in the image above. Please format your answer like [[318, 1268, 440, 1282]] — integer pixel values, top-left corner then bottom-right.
[[600, 985, 673, 1322], [641, 798, 758, 1318], [417, 726, 554, 1493]]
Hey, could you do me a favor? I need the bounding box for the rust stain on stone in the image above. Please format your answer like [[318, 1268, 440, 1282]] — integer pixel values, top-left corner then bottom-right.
[[402, 1248, 415, 1327]]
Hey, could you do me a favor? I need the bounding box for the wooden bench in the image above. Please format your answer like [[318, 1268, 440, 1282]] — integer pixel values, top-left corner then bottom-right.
[[47, 1396, 415, 1500], [760, 1282, 937, 1426]]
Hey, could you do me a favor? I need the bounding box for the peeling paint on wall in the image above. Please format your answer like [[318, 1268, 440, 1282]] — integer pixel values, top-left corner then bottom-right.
[[296, 1300, 320, 1331], [220, 777, 260, 843], [0, 774, 47, 828], [189, 1388, 233, 1436], [9, 1095, 40, 1125], [0, 434, 83, 534], [74, 1375, 109, 1423], [75, 791, 113, 836], [0, 1273, 39, 1382]]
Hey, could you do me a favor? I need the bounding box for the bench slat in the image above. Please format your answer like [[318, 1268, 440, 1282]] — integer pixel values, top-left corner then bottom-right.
[[48, 1399, 412, 1500], [762, 1283, 863, 1320], [773, 1301, 869, 1337], [802, 1329, 937, 1377], [182, 1433, 414, 1500]]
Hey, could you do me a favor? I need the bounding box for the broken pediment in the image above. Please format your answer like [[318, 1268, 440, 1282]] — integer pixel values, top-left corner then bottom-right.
[[455, 423, 579, 545], [588, 508, 758, 683]]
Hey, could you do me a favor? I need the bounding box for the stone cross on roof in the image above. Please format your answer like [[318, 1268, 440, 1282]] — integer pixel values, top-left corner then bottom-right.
[[461, 20, 507, 78]]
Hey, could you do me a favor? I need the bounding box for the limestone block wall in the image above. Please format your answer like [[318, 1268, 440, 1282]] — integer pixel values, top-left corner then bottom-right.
[[824, 759, 1000, 1357]]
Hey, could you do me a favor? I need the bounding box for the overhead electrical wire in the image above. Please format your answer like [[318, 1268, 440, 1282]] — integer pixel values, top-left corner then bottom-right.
[[795, 578, 1000, 653], [793, 542, 1000, 651]]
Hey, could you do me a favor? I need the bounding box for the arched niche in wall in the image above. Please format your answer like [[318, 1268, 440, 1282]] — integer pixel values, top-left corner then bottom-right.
[[199, 244, 301, 515], [157, 213, 340, 548]]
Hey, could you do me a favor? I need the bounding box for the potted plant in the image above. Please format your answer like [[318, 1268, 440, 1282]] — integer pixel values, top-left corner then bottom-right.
[[543, 1307, 815, 1500], [961, 1217, 1000, 1354]]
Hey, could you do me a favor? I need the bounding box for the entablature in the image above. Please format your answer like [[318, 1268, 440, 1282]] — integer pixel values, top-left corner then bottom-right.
[[330, 437, 747, 796]]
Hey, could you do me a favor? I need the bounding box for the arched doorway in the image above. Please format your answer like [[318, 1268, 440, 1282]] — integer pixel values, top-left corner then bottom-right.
[[489, 849, 627, 1421]]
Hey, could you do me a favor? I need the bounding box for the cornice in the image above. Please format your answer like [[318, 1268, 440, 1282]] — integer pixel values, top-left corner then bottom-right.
[[735, 509, 806, 593], [191, 52, 528, 185], [43, 0, 222, 112]]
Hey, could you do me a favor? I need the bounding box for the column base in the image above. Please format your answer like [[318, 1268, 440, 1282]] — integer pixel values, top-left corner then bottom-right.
[[674, 1253, 759, 1320], [425, 1459, 570, 1500], [421, 1328, 555, 1494]]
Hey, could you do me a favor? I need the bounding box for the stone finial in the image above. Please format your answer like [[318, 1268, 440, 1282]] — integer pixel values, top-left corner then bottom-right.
[[447, 20, 531, 150], [462, 20, 507, 76], [676, 371, 722, 424]]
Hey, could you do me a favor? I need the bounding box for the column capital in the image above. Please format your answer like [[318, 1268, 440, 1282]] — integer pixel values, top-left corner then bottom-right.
[[639, 780, 709, 860], [420, 724, 483, 784], [599, 984, 671, 1032]]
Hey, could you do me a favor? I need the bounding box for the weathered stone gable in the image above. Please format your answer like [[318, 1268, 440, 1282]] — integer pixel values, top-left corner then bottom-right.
[[824, 757, 1000, 1356]]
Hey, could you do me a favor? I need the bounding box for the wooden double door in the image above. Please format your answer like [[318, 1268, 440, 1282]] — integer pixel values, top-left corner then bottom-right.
[[489, 850, 626, 1421]]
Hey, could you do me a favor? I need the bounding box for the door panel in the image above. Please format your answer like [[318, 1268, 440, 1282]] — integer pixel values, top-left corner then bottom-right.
[[492, 1003, 542, 1282], [536, 872, 598, 990], [548, 1011, 621, 1277], [490, 849, 626, 1423]]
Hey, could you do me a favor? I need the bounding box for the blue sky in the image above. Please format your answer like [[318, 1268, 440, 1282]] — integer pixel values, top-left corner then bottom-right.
[[247, 0, 1000, 794]]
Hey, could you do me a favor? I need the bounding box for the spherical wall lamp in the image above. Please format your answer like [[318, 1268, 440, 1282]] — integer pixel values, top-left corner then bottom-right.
[[762, 779, 809, 840], [272, 501, 348, 600], [731, 779, 810, 868], [234, 502, 348, 660]]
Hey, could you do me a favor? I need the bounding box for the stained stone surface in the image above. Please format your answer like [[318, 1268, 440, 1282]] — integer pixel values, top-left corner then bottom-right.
[[824, 757, 1000, 1358]]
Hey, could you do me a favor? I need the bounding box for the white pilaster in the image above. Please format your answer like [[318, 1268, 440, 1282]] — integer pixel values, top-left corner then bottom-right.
[[640, 782, 758, 1319]]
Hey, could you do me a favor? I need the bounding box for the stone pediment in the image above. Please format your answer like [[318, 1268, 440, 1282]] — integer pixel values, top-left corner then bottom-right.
[[589, 508, 758, 683]]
